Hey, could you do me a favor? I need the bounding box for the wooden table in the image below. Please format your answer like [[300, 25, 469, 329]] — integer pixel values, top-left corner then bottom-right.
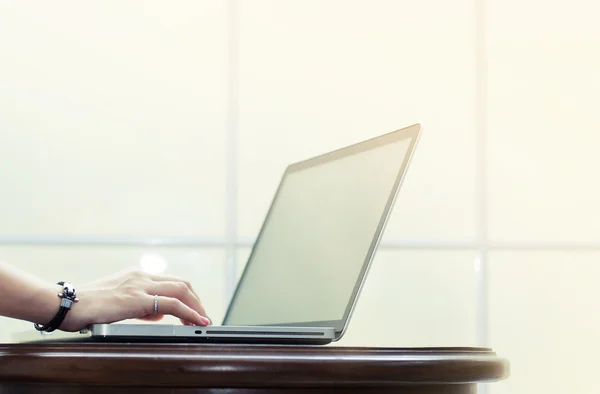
[[0, 343, 509, 393]]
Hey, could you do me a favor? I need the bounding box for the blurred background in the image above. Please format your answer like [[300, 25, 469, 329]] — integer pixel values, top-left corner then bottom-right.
[[0, 1, 598, 393]]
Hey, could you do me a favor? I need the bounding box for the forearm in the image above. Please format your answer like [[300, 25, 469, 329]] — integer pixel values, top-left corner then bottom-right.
[[0, 260, 61, 325]]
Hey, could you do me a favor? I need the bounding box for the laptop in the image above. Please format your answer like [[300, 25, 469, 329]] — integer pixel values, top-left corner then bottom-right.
[[86, 123, 421, 344]]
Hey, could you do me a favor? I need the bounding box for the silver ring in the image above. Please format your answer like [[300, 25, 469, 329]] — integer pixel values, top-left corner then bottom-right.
[[153, 295, 159, 315]]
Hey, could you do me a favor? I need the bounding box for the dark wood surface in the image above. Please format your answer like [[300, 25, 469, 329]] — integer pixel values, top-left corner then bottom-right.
[[0, 343, 509, 393]]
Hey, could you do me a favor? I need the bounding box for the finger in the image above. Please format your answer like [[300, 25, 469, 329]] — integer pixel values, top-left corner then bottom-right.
[[146, 274, 211, 323], [153, 296, 209, 326], [148, 273, 202, 302], [145, 281, 208, 320]]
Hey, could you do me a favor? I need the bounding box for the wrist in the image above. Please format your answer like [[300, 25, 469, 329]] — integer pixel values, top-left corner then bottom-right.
[[31, 284, 64, 326], [59, 288, 93, 332]]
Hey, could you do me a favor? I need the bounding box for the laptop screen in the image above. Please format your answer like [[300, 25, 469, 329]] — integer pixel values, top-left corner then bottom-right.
[[223, 125, 419, 331]]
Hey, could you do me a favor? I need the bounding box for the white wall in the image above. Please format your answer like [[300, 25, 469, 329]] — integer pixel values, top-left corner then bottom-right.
[[0, 1, 598, 393]]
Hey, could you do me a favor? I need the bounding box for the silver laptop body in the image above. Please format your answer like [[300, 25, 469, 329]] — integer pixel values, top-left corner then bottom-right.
[[87, 124, 421, 344]]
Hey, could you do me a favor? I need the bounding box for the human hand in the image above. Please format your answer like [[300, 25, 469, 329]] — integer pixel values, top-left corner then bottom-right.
[[59, 268, 210, 332]]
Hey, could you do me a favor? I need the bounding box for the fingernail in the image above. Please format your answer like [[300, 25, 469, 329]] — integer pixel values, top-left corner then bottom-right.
[[200, 316, 211, 325]]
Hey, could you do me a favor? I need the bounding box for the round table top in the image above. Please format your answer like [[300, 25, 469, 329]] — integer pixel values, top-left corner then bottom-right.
[[0, 343, 509, 389]]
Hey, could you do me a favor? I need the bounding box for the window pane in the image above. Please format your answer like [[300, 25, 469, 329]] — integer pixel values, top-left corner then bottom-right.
[[486, 0, 600, 242], [0, 2, 228, 237], [489, 251, 600, 394], [341, 250, 478, 346], [237, 0, 478, 243]]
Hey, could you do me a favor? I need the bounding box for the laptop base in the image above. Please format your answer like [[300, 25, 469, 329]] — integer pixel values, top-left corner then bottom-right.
[[85, 324, 336, 345]]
